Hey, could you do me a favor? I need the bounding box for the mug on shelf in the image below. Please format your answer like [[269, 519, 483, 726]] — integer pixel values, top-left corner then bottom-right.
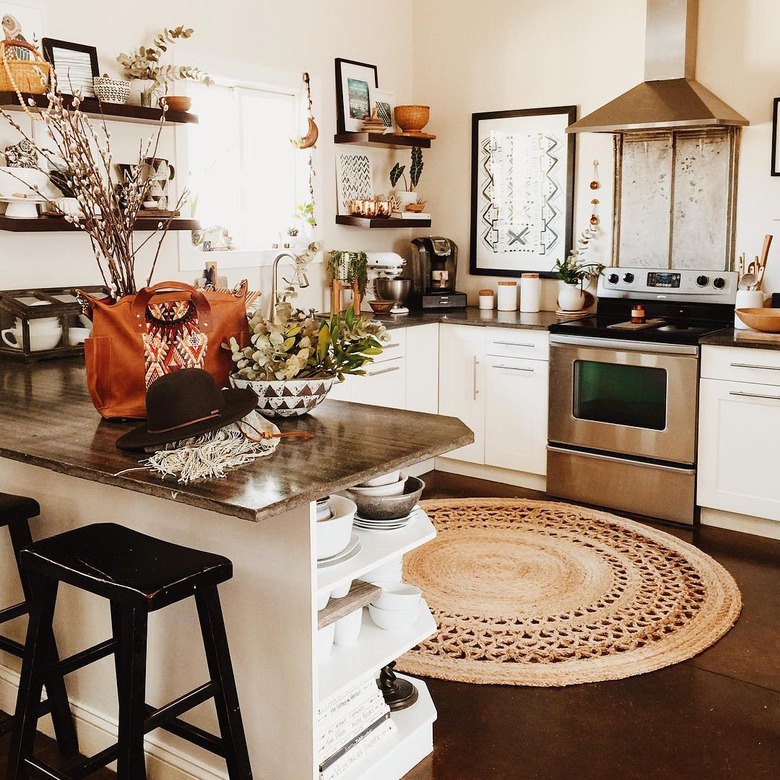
[[1, 317, 63, 351]]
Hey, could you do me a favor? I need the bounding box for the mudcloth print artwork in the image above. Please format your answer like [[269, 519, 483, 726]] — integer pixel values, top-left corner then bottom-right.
[[336, 153, 374, 215], [480, 130, 563, 259]]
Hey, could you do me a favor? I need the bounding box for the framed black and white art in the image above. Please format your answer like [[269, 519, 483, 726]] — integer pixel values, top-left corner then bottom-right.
[[42, 38, 99, 98], [470, 105, 577, 277], [335, 58, 378, 133]]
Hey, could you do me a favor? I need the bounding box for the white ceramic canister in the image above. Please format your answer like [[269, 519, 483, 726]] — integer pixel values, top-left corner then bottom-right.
[[734, 289, 765, 329], [478, 289, 494, 310], [496, 280, 518, 312], [519, 273, 541, 313]]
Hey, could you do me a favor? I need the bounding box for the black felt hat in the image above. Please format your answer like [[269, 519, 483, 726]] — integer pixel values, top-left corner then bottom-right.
[[116, 368, 258, 451]]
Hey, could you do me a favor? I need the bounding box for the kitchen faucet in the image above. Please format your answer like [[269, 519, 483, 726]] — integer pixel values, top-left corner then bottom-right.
[[269, 251, 309, 318]]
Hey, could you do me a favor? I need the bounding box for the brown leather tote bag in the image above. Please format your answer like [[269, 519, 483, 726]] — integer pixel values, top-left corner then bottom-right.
[[80, 280, 250, 420]]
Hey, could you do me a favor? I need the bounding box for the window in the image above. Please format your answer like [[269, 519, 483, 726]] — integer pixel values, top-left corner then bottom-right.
[[187, 80, 303, 250]]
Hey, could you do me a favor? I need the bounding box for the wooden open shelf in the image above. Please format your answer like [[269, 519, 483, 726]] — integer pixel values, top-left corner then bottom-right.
[[334, 132, 432, 149], [318, 580, 381, 630], [0, 215, 199, 232], [0, 91, 198, 125], [336, 215, 431, 229]]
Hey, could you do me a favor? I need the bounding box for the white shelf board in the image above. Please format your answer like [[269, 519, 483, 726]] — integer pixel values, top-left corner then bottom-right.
[[318, 602, 436, 704], [336, 675, 436, 780], [317, 509, 435, 596]]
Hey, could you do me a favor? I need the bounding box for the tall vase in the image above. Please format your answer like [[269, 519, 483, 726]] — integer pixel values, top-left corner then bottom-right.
[[557, 282, 585, 312]]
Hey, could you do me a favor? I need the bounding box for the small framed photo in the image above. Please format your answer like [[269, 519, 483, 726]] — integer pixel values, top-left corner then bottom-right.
[[372, 89, 395, 133], [42, 38, 99, 98], [335, 58, 378, 133], [772, 98, 780, 176]]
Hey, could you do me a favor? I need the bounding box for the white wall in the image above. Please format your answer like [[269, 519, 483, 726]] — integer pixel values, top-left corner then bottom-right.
[[4, 1, 780, 309], [413, 0, 780, 305]]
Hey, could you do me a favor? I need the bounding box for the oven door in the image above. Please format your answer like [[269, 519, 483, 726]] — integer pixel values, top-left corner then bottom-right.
[[548, 335, 699, 464]]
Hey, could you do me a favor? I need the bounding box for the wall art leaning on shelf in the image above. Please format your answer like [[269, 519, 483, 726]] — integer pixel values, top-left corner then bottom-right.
[[0, 2, 45, 57], [336, 152, 374, 216], [42, 38, 99, 97], [335, 58, 378, 133], [372, 89, 394, 132], [470, 105, 576, 277]]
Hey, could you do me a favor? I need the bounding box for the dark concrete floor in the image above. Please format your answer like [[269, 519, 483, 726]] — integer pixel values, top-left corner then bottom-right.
[[405, 471, 780, 780], [2, 471, 778, 779]]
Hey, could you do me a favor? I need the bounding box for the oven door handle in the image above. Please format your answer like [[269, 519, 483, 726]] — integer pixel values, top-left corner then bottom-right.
[[549, 334, 699, 356]]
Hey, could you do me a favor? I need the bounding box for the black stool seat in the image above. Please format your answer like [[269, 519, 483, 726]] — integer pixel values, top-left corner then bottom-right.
[[23, 522, 233, 609], [8, 523, 253, 779], [0, 493, 40, 527]]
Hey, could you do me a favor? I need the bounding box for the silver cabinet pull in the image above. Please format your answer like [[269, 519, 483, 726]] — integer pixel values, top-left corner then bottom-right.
[[492, 340, 535, 348], [383, 342, 401, 350], [492, 363, 534, 372], [729, 362, 780, 371], [473, 356, 480, 400], [366, 365, 400, 377], [729, 390, 780, 401]]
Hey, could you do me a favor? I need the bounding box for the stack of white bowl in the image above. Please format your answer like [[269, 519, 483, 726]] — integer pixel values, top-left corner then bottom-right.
[[315, 495, 356, 561], [345, 472, 425, 529], [368, 582, 422, 632]]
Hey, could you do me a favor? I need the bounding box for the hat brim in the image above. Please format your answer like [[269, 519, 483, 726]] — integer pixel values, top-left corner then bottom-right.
[[116, 386, 259, 451]]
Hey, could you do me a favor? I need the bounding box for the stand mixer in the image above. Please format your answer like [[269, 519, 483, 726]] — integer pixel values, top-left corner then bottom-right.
[[366, 252, 411, 315]]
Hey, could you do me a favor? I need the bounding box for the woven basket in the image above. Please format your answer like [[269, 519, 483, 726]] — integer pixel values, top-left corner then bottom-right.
[[394, 104, 430, 133], [0, 40, 51, 95]]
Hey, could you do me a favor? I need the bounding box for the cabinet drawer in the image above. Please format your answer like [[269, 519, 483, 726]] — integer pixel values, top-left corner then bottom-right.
[[375, 328, 406, 364], [485, 327, 548, 360], [701, 345, 780, 385]]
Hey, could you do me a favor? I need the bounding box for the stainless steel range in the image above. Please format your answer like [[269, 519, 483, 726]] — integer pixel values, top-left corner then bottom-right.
[[546, 267, 736, 526]]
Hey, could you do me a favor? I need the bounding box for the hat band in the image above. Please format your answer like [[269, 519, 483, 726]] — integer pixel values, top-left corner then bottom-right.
[[147, 410, 222, 434]]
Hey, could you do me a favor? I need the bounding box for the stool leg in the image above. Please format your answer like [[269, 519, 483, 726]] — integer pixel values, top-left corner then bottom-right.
[[7, 574, 59, 780], [195, 588, 253, 780], [110, 603, 149, 780], [8, 520, 78, 758]]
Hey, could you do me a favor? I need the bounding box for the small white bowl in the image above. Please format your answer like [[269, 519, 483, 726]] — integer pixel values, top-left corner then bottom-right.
[[370, 582, 422, 611], [67, 326, 91, 346], [316, 589, 331, 610], [368, 603, 419, 632], [360, 470, 401, 488], [347, 477, 406, 497], [333, 608, 363, 647], [315, 495, 356, 560], [0, 167, 48, 199], [329, 579, 352, 599]]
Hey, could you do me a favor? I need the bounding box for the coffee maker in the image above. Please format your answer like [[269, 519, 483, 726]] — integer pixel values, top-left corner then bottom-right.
[[410, 237, 467, 309]]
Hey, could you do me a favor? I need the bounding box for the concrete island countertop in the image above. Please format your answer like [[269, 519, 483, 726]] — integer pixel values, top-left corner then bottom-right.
[[0, 357, 473, 523]]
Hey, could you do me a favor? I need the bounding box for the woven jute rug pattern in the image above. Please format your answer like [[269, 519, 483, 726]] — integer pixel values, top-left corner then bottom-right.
[[396, 498, 742, 687]]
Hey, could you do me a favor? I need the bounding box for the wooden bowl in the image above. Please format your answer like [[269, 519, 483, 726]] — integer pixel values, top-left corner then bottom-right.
[[394, 105, 430, 133], [405, 202, 426, 212], [161, 95, 192, 112], [368, 299, 396, 314], [735, 308, 780, 332]]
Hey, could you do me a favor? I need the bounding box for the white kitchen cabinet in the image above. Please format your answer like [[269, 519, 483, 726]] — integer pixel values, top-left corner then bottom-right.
[[438, 324, 486, 463], [405, 323, 439, 414], [438, 324, 549, 474], [698, 345, 780, 523]]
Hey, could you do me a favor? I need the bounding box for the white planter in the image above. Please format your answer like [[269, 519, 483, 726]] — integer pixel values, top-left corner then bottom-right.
[[393, 191, 418, 211], [557, 282, 585, 312]]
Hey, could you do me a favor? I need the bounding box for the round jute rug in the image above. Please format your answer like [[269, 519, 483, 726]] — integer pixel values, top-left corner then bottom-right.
[[396, 498, 742, 687]]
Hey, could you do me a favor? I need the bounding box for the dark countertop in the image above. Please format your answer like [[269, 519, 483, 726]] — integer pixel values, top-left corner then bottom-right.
[[0, 358, 473, 523], [371, 306, 564, 331], [700, 327, 780, 351]]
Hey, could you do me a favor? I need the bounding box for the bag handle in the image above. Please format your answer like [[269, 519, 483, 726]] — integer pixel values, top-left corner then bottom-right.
[[131, 281, 213, 332], [1, 40, 45, 62]]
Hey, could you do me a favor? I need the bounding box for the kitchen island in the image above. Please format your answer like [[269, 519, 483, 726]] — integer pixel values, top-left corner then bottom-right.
[[0, 357, 473, 779]]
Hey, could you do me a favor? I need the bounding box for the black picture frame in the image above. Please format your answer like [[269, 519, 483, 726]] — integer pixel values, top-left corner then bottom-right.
[[335, 58, 378, 134], [42, 38, 99, 98], [469, 105, 577, 278], [772, 98, 780, 176]]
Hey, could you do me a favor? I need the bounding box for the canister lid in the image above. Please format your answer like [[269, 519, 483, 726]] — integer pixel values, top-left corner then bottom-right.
[[521, 273, 540, 279], [479, 289, 494, 296], [497, 280, 517, 286]]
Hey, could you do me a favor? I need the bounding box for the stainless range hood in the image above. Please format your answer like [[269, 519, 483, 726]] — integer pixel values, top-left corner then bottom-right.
[[568, 0, 748, 133]]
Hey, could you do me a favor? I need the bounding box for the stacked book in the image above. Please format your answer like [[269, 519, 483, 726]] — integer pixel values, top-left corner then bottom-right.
[[318, 674, 396, 779], [391, 210, 431, 220]]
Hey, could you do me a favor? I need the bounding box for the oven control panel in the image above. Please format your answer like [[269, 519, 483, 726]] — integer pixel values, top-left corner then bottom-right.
[[599, 267, 737, 303]]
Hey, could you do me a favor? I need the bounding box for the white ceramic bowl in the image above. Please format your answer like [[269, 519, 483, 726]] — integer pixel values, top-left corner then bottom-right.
[[370, 581, 422, 611], [315, 495, 356, 560], [316, 589, 331, 610], [329, 579, 352, 599], [0, 167, 48, 199], [318, 623, 335, 661], [333, 608, 363, 647], [368, 602, 419, 632], [347, 477, 406, 497], [360, 470, 401, 488]]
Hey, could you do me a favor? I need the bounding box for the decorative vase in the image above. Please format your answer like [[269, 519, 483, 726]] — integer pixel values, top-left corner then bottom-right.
[[392, 191, 418, 211], [229, 376, 335, 418], [557, 282, 585, 312], [127, 79, 154, 106]]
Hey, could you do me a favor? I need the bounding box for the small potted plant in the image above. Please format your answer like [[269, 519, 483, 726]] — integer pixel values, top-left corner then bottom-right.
[[117, 26, 213, 107], [552, 226, 604, 311], [389, 145, 424, 211], [327, 250, 368, 295], [226, 303, 386, 417]]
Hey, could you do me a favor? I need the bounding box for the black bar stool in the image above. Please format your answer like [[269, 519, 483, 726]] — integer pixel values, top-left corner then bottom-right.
[[8, 522, 253, 780], [0, 492, 78, 755]]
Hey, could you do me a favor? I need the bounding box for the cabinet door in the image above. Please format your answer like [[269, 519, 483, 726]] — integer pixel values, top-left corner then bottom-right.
[[698, 378, 780, 522], [438, 325, 485, 463], [351, 357, 406, 409], [484, 356, 549, 474], [406, 323, 439, 414]]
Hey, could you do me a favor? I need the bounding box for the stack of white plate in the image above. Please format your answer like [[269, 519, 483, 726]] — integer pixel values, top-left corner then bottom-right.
[[353, 507, 418, 532]]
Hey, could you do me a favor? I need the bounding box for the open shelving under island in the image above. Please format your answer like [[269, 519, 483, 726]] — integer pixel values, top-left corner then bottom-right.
[[0, 357, 472, 780]]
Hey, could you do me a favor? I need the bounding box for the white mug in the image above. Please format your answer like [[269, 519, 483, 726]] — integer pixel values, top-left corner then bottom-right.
[[2, 318, 63, 351], [67, 326, 91, 346]]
